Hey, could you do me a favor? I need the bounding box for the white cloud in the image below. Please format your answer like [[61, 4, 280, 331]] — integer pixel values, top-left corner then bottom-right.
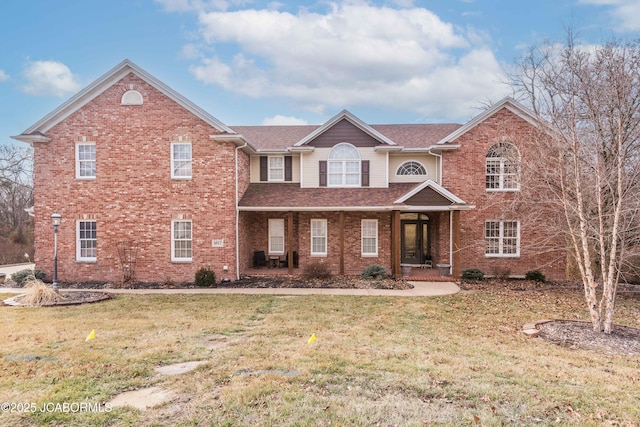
[[579, 0, 640, 31], [0, 70, 9, 82], [21, 60, 81, 97], [155, 0, 252, 12], [262, 115, 309, 125], [187, 2, 509, 121]]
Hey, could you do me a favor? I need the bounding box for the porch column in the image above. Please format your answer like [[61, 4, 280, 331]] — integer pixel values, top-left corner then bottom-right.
[[452, 210, 461, 277], [287, 211, 294, 275], [392, 210, 401, 278], [339, 211, 345, 275]]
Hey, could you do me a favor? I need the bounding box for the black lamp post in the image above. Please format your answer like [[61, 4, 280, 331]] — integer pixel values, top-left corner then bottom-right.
[[51, 211, 61, 291]]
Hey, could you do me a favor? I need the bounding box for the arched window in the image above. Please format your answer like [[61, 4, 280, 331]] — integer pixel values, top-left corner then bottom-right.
[[121, 90, 143, 105], [396, 161, 427, 176], [486, 142, 519, 191], [328, 143, 360, 187]]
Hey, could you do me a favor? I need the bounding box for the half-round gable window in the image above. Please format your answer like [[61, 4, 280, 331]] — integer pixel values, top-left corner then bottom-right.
[[121, 90, 143, 105], [396, 161, 427, 176], [328, 143, 361, 187]]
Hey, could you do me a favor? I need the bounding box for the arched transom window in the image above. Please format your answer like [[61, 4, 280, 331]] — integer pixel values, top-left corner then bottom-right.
[[396, 161, 427, 176], [486, 142, 519, 191], [328, 143, 361, 187]]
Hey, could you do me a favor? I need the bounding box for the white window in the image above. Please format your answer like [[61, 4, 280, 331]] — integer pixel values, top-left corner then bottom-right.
[[269, 218, 285, 254], [269, 156, 284, 181], [76, 220, 97, 261], [361, 219, 378, 256], [485, 220, 520, 257], [328, 143, 360, 187], [171, 143, 192, 179], [172, 220, 192, 261], [396, 161, 427, 176], [486, 142, 519, 191], [76, 143, 96, 179], [121, 90, 143, 105], [311, 219, 327, 256]]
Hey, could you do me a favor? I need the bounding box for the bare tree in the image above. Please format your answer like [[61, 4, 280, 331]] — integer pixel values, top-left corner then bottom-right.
[[511, 33, 640, 333], [0, 143, 33, 236]]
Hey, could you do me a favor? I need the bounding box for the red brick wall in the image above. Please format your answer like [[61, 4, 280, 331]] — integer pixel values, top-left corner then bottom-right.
[[33, 73, 239, 284], [442, 108, 566, 279]]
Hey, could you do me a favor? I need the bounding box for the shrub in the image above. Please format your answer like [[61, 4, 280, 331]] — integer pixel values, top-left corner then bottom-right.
[[11, 269, 47, 287], [361, 264, 387, 280], [303, 262, 332, 280], [491, 267, 511, 280], [461, 268, 484, 281], [195, 267, 216, 287], [525, 269, 546, 282], [21, 278, 66, 306]]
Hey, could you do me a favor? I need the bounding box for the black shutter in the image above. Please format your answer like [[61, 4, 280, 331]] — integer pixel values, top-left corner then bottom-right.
[[361, 160, 370, 187], [260, 156, 268, 181], [284, 156, 292, 181], [319, 161, 327, 187]]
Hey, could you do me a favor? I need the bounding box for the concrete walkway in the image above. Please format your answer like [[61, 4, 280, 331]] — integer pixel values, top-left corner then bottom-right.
[[0, 281, 459, 297]]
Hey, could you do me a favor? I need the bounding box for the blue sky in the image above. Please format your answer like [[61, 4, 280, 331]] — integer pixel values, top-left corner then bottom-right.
[[1, 0, 639, 146]]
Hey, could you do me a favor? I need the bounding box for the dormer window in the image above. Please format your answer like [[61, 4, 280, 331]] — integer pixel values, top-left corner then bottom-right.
[[328, 143, 360, 187]]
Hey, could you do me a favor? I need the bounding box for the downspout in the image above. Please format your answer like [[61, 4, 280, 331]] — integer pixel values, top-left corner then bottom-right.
[[235, 141, 248, 280], [428, 148, 442, 184], [449, 210, 453, 276]]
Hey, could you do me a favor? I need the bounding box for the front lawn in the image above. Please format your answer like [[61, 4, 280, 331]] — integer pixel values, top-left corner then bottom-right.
[[1, 283, 638, 426]]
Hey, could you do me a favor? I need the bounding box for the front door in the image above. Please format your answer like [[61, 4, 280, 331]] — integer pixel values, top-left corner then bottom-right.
[[401, 213, 430, 264]]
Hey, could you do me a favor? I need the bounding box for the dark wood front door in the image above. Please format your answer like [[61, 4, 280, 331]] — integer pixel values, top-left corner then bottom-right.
[[401, 214, 430, 264]]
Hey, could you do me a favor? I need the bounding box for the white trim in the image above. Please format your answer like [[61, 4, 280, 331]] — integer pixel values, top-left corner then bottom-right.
[[294, 110, 397, 147], [121, 89, 143, 105], [268, 218, 285, 255], [76, 220, 97, 262], [239, 205, 475, 212], [171, 142, 192, 179], [310, 219, 328, 256], [435, 98, 540, 145], [361, 219, 378, 257], [15, 59, 233, 137], [171, 219, 193, 262], [394, 179, 466, 205], [75, 142, 96, 180], [484, 219, 520, 257]]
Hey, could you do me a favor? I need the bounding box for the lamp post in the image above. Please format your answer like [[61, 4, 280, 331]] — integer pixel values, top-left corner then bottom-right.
[[51, 211, 61, 291]]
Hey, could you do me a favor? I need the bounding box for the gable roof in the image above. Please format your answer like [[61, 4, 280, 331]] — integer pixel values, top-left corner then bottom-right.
[[294, 110, 397, 147], [393, 179, 467, 205], [435, 97, 540, 145], [12, 59, 233, 143]]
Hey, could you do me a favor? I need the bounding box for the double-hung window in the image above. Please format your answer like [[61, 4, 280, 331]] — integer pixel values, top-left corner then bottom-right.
[[171, 143, 192, 179], [77, 220, 97, 261], [268, 157, 284, 181], [310, 219, 327, 256], [269, 218, 285, 254], [485, 220, 520, 257], [172, 220, 192, 261], [361, 219, 378, 256], [76, 143, 96, 179]]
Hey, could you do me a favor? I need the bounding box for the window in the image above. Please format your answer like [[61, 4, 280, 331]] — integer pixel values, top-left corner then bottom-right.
[[269, 218, 285, 254], [121, 90, 143, 105], [269, 157, 284, 181], [485, 220, 520, 257], [396, 161, 427, 176], [76, 143, 96, 179], [77, 220, 97, 261], [172, 220, 192, 261], [311, 219, 327, 256], [171, 143, 192, 179], [328, 143, 360, 187], [361, 219, 378, 256], [486, 142, 519, 191]]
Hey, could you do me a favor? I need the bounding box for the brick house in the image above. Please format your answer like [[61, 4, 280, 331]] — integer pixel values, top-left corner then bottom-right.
[[12, 59, 566, 284]]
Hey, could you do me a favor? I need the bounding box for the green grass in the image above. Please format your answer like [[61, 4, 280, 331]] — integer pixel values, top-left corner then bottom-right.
[[0, 286, 639, 426]]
